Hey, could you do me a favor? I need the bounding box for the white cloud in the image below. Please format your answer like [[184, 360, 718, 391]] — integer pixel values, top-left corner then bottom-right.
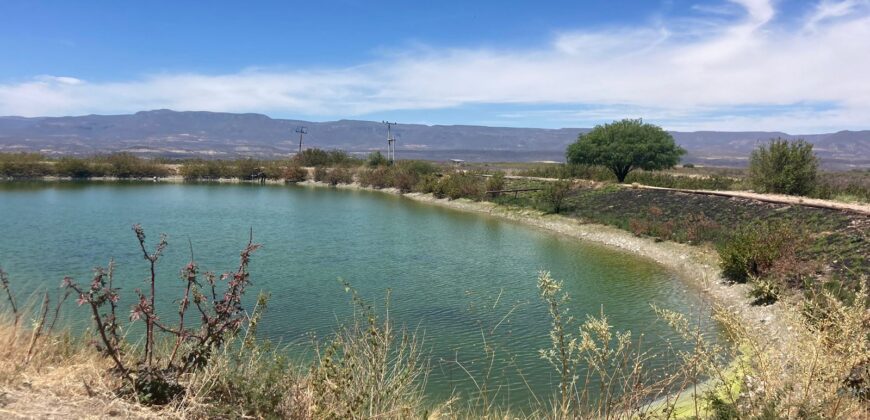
[[805, 0, 867, 30], [1, 0, 868, 132]]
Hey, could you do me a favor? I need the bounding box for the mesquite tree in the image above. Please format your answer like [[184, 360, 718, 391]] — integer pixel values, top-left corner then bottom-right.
[[567, 119, 685, 183]]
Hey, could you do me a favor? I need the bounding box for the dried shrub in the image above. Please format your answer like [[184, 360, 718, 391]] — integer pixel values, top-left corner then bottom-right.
[[538, 271, 687, 418], [441, 172, 484, 200], [629, 219, 650, 236], [313, 166, 328, 182], [415, 174, 442, 196], [325, 167, 353, 186], [707, 282, 870, 418], [390, 167, 420, 193], [682, 212, 721, 244], [281, 165, 308, 183], [357, 167, 391, 188], [62, 225, 262, 405], [310, 283, 426, 418]]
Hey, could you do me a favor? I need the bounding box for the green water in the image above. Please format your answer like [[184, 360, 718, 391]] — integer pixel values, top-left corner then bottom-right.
[[0, 181, 721, 409]]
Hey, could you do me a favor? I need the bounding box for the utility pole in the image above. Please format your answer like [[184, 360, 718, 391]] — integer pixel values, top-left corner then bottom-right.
[[382, 121, 397, 163], [295, 126, 308, 154]]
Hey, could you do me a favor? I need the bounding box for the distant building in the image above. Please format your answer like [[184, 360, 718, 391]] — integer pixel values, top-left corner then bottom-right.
[[449, 159, 465, 166]]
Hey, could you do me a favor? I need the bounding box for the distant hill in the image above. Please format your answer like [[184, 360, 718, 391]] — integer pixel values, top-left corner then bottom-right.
[[0, 109, 867, 169]]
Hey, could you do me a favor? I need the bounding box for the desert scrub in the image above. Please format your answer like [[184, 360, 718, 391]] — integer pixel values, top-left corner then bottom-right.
[[813, 169, 870, 203], [537, 180, 572, 214], [414, 173, 442, 196], [295, 148, 362, 168], [518, 163, 614, 181], [624, 171, 740, 190], [325, 167, 353, 186], [357, 166, 392, 188], [356, 160, 437, 192], [440, 171, 485, 200], [392, 160, 437, 193], [703, 282, 870, 419], [716, 220, 809, 283], [313, 166, 328, 182], [281, 165, 308, 182], [366, 151, 389, 167], [484, 172, 506, 196]]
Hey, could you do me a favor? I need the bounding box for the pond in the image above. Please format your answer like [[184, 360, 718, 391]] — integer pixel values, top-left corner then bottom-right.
[[0, 181, 721, 410]]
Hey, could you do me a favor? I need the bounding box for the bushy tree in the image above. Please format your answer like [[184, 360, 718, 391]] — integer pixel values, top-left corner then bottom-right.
[[538, 180, 572, 213], [748, 138, 818, 196], [367, 151, 388, 167], [485, 172, 506, 196], [566, 119, 685, 182]]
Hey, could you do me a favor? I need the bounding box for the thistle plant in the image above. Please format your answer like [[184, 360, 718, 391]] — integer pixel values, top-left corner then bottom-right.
[[62, 224, 262, 404]]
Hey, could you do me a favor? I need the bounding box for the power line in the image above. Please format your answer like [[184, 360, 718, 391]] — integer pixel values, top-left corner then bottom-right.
[[295, 126, 308, 154], [382, 121, 397, 163]]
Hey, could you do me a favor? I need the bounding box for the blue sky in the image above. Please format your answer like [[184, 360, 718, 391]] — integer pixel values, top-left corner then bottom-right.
[[1, 0, 868, 132]]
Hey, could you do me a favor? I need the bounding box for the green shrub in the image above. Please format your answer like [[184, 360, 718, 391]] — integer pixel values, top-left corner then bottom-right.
[[415, 174, 441, 195], [0, 153, 54, 177], [392, 160, 437, 193], [812, 170, 870, 203], [99, 153, 169, 178], [537, 180, 572, 213], [296, 148, 361, 167], [749, 138, 818, 196], [233, 158, 262, 180], [367, 151, 388, 167], [440, 172, 484, 200], [518, 163, 613, 181], [54, 157, 95, 178], [717, 221, 803, 283], [394, 160, 437, 176], [260, 160, 288, 180], [179, 160, 225, 179], [749, 278, 781, 305], [484, 172, 506, 197], [625, 172, 738, 190]]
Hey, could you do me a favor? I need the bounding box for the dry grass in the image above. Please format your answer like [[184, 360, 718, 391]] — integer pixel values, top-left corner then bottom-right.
[[0, 268, 866, 419], [0, 315, 161, 419]]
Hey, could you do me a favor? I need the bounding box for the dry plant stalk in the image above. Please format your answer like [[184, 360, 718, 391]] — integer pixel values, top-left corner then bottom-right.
[[62, 224, 262, 404]]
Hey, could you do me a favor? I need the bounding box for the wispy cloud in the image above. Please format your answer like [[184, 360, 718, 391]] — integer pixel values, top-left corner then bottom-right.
[[1, 0, 868, 132]]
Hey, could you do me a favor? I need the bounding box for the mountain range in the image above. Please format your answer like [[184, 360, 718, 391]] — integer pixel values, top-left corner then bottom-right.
[[0, 109, 867, 169]]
